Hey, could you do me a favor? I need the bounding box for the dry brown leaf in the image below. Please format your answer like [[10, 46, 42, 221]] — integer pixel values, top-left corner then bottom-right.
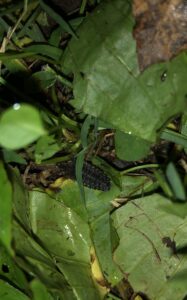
[[133, 0, 187, 71]]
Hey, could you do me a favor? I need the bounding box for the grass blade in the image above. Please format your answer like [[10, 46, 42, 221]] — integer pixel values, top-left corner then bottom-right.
[[161, 129, 187, 148], [39, 0, 77, 38], [166, 162, 186, 201]]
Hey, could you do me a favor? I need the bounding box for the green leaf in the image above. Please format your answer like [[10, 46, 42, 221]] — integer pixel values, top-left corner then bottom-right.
[[75, 115, 95, 202], [154, 169, 173, 198], [166, 162, 186, 201], [30, 279, 53, 300], [112, 194, 187, 300], [0, 279, 30, 300], [0, 243, 29, 293], [75, 150, 86, 202], [3, 59, 29, 74], [28, 190, 102, 300], [0, 104, 46, 150], [56, 179, 88, 222], [13, 219, 73, 299], [34, 135, 61, 163], [13, 220, 61, 273], [180, 112, 187, 154], [10, 168, 31, 232], [30, 70, 57, 92], [39, 0, 76, 38], [120, 174, 154, 198], [161, 129, 187, 148], [16, 5, 44, 40], [0, 52, 35, 61], [80, 115, 94, 149], [85, 187, 123, 285], [158, 202, 187, 219], [49, 26, 62, 47], [0, 161, 12, 252], [80, 0, 88, 14], [63, 0, 187, 142], [3, 149, 26, 164], [115, 130, 151, 161], [57, 180, 123, 285], [23, 44, 63, 61]]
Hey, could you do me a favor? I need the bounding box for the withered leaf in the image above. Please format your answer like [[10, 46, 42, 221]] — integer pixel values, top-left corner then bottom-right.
[[133, 0, 187, 71]]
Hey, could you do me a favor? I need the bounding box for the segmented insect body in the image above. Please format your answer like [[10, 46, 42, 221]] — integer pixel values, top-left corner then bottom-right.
[[26, 160, 111, 191], [58, 160, 111, 191], [81, 161, 111, 191]]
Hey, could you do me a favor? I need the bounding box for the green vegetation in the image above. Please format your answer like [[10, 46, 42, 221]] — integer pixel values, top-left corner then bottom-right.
[[0, 0, 187, 299]]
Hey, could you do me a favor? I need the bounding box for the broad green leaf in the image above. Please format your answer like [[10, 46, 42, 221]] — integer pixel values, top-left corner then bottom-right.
[[0, 279, 30, 300], [56, 168, 155, 286], [3, 59, 29, 74], [28, 190, 102, 300], [159, 202, 187, 219], [115, 130, 151, 161], [63, 0, 187, 142], [0, 104, 46, 150], [85, 174, 154, 285], [57, 180, 123, 285], [120, 174, 154, 198], [3, 149, 26, 164], [112, 194, 187, 300], [10, 168, 31, 232], [0, 161, 12, 252], [0, 243, 29, 293], [49, 26, 62, 47], [29, 70, 56, 92], [56, 179, 88, 222], [13, 220, 55, 269], [166, 162, 186, 201], [30, 279, 53, 300], [85, 187, 123, 285], [69, 17, 85, 30], [13, 221, 75, 300], [34, 135, 61, 163]]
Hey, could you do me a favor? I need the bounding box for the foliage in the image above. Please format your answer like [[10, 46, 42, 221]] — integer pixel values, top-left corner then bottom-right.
[[0, 0, 187, 299]]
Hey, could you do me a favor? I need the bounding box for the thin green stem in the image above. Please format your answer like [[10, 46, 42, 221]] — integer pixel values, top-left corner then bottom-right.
[[41, 154, 72, 164], [17, 5, 41, 38], [61, 114, 78, 127], [7, 0, 28, 41], [80, 0, 88, 14], [120, 164, 159, 176], [107, 293, 121, 300], [56, 74, 73, 88], [69, 139, 81, 152]]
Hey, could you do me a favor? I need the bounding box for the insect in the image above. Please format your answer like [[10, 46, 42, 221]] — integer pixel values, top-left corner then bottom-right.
[[24, 160, 111, 191]]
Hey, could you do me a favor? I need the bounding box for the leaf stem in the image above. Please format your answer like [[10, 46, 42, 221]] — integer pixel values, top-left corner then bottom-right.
[[120, 163, 159, 176]]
